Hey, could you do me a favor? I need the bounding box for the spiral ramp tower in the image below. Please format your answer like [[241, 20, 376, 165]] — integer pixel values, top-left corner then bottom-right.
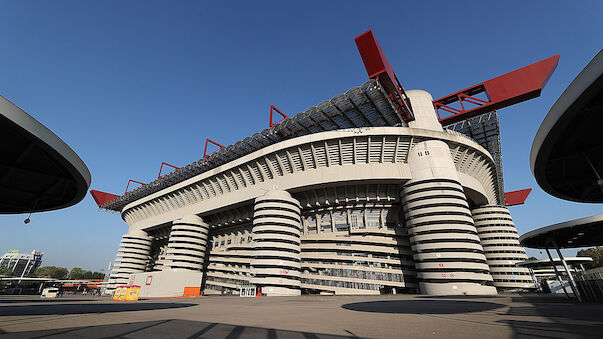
[[400, 90, 496, 295], [472, 205, 533, 290], [164, 215, 210, 271], [250, 190, 302, 296], [402, 140, 496, 295], [108, 230, 152, 288]]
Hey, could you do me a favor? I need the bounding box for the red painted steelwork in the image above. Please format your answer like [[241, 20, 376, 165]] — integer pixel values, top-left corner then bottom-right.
[[434, 55, 559, 125], [269, 105, 288, 127], [203, 139, 225, 158], [89, 190, 120, 207], [354, 30, 414, 122], [504, 188, 532, 206], [125, 179, 145, 194], [158, 162, 180, 179]]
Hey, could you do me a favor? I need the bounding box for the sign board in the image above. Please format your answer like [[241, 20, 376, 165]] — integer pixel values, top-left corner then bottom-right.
[[240, 285, 256, 297]]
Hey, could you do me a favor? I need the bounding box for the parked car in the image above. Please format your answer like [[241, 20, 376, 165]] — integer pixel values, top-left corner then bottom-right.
[[41, 287, 59, 298]]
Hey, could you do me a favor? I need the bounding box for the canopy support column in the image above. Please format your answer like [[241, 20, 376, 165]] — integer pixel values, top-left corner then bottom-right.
[[553, 240, 582, 302], [545, 248, 570, 299]]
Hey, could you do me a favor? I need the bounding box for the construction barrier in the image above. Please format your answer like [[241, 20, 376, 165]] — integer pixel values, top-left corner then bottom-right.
[[183, 287, 201, 297], [113, 286, 123, 301], [125, 285, 141, 301], [113, 285, 141, 301]]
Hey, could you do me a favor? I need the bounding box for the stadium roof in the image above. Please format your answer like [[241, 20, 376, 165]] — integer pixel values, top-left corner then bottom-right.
[[519, 214, 603, 249], [92, 48, 559, 213], [530, 50, 603, 203], [0, 95, 91, 214], [96, 80, 409, 212]]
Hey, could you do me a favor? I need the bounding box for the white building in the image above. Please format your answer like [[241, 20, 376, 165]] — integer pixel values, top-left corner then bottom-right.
[[93, 84, 535, 296], [0, 250, 43, 277], [92, 32, 557, 297]]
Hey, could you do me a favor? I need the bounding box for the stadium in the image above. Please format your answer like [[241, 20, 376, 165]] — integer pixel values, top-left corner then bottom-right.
[[92, 31, 558, 297]]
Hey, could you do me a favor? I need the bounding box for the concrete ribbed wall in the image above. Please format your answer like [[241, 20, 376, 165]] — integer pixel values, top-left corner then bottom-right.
[[250, 190, 302, 296], [402, 140, 496, 295], [164, 215, 209, 271], [472, 205, 533, 289], [108, 231, 152, 288]]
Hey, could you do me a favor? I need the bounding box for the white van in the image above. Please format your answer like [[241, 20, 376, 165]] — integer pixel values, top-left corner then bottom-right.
[[41, 287, 59, 298]]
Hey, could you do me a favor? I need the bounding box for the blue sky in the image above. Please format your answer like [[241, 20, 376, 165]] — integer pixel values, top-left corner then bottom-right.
[[0, 1, 601, 271]]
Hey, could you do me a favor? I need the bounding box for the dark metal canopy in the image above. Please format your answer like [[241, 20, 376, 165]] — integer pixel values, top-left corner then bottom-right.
[[516, 257, 593, 268], [519, 214, 603, 249], [0, 95, 91, 214], [530, 50, 603, 202]]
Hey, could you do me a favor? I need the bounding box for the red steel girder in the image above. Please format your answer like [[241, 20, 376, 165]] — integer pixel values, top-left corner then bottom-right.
[[158, 162, 180, 179], [504, 188, 532, 206], [89, 190, 120, 207], [269, 105, 288, 127], [354, 29, 414, 122], [203, 139, 225, 158], [125, 179, 145, 194], [434, 55, 559, 125]]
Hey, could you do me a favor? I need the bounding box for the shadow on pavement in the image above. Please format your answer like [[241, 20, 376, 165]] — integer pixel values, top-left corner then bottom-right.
[[341, 299, 503, 314], [0, 298, 97, 304], [0, 303, 195, 316], [503, 304, 603, 321], [509, 295, 579, 304], [416, 295, 502, 299], [0, 319, 356, 339], [497, 319, 603, 338], [502, 302, 603, 337]]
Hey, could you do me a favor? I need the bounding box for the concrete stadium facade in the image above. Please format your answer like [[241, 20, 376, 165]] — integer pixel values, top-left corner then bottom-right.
[[106, 87, 532, 296]]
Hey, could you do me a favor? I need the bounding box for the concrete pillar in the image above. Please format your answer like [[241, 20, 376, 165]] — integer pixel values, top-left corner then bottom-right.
[[250, 190, 302, 296], [401, 140, 496, 295], [164, 215, 210, 271], [471, 205, 533, 290], [108, 230, 152, 288]]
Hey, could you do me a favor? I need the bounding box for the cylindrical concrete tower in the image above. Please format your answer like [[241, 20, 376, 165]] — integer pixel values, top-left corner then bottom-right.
[[164, 215, 209, 271], [250, 190, 302, 296], [402, 140, 496, 295], [471, 205, 533, 289], [109, 230, 152, 287]]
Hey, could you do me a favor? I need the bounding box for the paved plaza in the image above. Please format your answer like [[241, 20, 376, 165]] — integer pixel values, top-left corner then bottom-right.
[[0, 294, 601, 338]]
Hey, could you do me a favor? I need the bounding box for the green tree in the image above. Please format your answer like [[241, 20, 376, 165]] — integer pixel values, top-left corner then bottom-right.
[[577, 247, 603, 269], [91, 272, 105, 279], [69, 267, 85, 279], [35, 266, 68, 279], [0, 267, 14, 276], [82, 270, 93, 279]]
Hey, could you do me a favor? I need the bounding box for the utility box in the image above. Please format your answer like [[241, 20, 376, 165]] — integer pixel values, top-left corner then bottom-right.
[[129, 270, 203, 298]]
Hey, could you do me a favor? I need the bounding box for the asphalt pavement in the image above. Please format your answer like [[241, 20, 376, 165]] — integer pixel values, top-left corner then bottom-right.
[[0, 293, 601, 338]]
